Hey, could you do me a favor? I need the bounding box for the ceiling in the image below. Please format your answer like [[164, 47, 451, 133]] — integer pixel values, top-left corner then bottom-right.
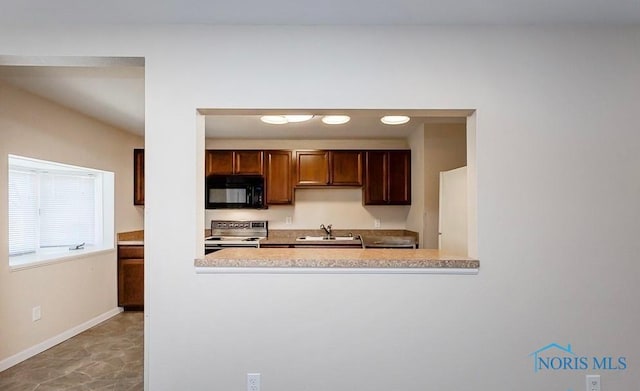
[[2, 0, 639, 25], [1, 2, 637, 139], [0, 64, 470, 139], [204, 112, 468, 140], [0, 65, 145, 136]]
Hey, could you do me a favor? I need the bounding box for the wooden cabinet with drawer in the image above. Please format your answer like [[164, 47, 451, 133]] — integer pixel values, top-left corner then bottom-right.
[[117, 245, 144, 310]]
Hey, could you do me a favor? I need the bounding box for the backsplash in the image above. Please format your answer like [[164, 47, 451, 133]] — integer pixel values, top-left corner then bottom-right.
[[204, 188, 410, 230]]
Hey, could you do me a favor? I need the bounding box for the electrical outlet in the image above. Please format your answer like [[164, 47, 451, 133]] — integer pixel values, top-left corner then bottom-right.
[[374, 218, 381, 228], [586, 375, 601, 391], [285, 216, 292, 225], [32, 306, 41, 322], [247, 373, 260, 391]]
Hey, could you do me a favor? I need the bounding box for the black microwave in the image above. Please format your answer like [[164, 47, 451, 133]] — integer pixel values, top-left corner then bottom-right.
[[205, 175, 265, 209]]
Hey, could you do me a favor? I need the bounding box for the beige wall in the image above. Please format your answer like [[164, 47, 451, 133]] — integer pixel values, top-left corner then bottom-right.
[[423, 123, 467, 248], [406, 125, 426, 247], [205, 138, 411, 229], [0, 81, 143, 363]]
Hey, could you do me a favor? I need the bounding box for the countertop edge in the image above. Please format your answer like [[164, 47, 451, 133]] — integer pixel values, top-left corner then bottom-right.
[[195, 266, 479, 275], [195, 248, 479, 273]]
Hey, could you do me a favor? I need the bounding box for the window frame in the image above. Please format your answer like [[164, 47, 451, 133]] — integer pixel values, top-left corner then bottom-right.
[[7, 155, 115, 270]]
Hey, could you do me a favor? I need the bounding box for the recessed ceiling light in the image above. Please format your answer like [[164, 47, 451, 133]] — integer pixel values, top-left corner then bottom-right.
[[380, 115, 410, 125], [284, 115, 314, 123], [260, 114, 314, 124], [260, 115, 288, 125], [322, 115, 351, 125]]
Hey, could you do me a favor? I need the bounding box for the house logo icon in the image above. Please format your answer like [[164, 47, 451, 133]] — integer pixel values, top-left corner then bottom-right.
[[528, 343, 579, 373]]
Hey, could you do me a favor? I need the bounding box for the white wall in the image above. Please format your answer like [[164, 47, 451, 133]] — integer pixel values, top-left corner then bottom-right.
[[2, 25, 639, 391], [0, 81, 144, 364]]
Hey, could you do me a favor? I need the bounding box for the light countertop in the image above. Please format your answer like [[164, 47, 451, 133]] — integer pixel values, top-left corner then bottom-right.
[[195, 248, 479, 274], [117, 240, 144, 246]]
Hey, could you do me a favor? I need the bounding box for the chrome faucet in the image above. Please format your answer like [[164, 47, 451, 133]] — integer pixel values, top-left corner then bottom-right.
[[320, 224, 333, 239]]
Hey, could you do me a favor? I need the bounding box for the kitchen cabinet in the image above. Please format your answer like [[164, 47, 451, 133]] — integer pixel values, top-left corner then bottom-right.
[[133, 149, 144, 205], [330, 150, 362, 186], [265, 150, 293, 205], [205, 150, 263, 176], [295, 150, 329, 186], [295, 150, 362, 187], [364, 150, 411, 205], [118, 245, 144, 310]]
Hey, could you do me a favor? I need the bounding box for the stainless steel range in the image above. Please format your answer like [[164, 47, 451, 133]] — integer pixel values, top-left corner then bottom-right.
[[204, 220, 267, 254]]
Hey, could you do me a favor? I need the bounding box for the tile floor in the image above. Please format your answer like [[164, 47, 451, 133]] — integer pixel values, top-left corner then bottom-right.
[[0, 311, 143, 391]]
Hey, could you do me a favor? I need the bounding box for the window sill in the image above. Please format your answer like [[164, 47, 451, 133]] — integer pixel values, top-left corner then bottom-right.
[[9, 246, 115, 271]]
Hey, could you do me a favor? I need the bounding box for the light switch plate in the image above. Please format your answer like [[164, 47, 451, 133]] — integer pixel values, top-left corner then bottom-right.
[[32, 306, 41, 322]]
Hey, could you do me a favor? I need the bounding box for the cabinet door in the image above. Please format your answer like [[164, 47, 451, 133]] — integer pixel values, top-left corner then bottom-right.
[[235, 150, 264, 175], [133, 149, 144, 205], [330, 151, 362, 186], [364, 151, 388, 204], [118, 258, 144, 308], [296, 151, 329, 186], [388, 150, 411, 204], [266, 150, 293, 204], [206, 150, 234, 175]]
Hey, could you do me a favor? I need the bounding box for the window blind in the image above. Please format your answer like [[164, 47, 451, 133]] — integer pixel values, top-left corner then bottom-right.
[[8, 169, 38, 256], [40, 173, 96, 247]]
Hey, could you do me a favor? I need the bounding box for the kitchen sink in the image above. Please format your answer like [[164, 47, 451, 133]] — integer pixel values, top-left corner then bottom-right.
[[296, 236, 356, 241]]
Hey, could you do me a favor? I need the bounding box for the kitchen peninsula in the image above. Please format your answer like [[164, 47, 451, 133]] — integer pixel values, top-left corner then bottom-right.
[[194, 248, 479, 274]]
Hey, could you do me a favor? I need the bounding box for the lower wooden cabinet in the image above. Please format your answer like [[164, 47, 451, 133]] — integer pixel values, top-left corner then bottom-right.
[[118, 245, 144, 310]]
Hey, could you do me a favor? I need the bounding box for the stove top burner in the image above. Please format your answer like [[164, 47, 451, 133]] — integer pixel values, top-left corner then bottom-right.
[[205, 220, 267, 253], [205, 236, 263, 242]]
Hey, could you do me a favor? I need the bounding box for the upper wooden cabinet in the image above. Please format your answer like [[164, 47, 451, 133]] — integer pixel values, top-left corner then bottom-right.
[[133, 149, 144, 205], [265, 150, 293, 205], [295, 150, 329, 186], [295, 150, 362, 187], [235, 150, 264, 175], [330, 151, 362, 186], [364, 150, 411, 205], [205, 150, 263, 176]]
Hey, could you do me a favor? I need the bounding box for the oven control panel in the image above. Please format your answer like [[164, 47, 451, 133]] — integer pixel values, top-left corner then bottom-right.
[[210, 220, 268, 237], [211, 221, 266, 230]]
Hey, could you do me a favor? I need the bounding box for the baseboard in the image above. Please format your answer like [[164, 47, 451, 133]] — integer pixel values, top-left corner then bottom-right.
[[0, 307, 123, 372]]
